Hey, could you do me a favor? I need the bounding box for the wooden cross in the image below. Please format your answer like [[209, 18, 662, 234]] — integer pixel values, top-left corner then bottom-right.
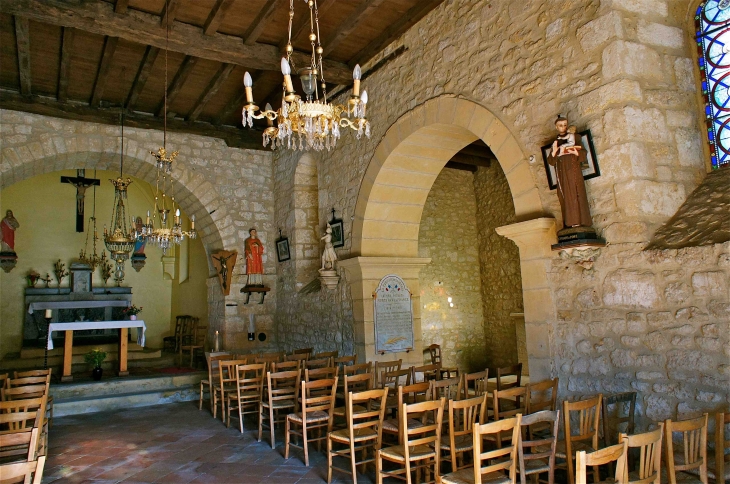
[[60, 169, 100, 232]]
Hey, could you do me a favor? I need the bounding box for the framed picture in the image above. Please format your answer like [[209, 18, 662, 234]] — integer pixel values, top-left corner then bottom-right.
[[541, 129, 600, 190], [275, 235, 290, 262], [329, 214, 344, 248]]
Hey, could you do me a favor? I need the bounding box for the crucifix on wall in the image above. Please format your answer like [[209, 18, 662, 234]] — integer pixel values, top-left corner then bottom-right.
[[60, 169, 100, 232]]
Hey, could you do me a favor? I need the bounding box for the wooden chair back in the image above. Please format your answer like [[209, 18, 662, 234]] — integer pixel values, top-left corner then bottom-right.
[[459, 369, 488, 401], [346, 388, 388, 441], [284, 352, 309, 363], [6, 375, 50, 392], [301, 377, 338, 416], [1, 384, 48, 402], [428, 377, 460, 401], [305, 357, 332, 369], [563, 394, 603, 484], [716, 411, 730, 484], [206, 353, 230, 378], [344, 362, 371, 376], [13, 369, 52, 379], [255, 353, 282, 364], [344, 372, 373, 395], [314, 350, 338, 359], [271, 360, 300, 372], [445, 394, 485, 472], [401, 397, 445, 470], [218, 359, 248, 392], [384, 382, 430, 444], [0, 424, 42, 461], [518, 410, 559, 484], [265, 369, 301, 410], [526, 378, 559, 414], [292, 347, 313, 357], [576, 441, 628, 484], [427, 343, 443, 366], [0, 455, 46, 484], [493, 386, 527, 420], [410, 364, 441, 383], [305, 366, 339, 383], [373, 359, 401, 387], [472, 415, 521, 484], [603, 391, 637, 446], [381, 368, 411, 390], [0, 373, 7, 389], [175, 314, 192, 347], [620, 424, 662, 484], [665, 413, 709, 484], [234, 363, 265, 398], [496, 363, 522, 391], [334, 355, 356, 367], [0, 396, 47, 431]]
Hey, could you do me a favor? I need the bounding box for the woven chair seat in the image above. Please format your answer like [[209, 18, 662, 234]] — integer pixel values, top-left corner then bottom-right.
[[682, 454, 728, 480], [551, 440, 595, 459], [440, 434, 473, 452], [261, 399, 295, 409], [287, 410, 329, 423], [440, 467, 511, 484], [520, 458, 551, 474], [329, 427, 378, 443], [382, 417, 424, 433], [379, 444, 435, 462], [332, 404, 366, 418]]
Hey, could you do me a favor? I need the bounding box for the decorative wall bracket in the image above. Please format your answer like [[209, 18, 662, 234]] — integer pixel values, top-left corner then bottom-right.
[[241, 285, 270, 304], [318, 269, 340, 289], [556, 246, 603, 271], [0, 252, 18, 273]]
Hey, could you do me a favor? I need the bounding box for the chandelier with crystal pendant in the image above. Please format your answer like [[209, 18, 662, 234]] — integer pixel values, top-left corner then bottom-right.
[[242, 0, 371, 151]]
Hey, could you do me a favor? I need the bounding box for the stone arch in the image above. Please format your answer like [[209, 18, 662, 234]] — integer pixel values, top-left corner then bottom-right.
[[343, 96, 557, 378], [292, 152, 321, 288]]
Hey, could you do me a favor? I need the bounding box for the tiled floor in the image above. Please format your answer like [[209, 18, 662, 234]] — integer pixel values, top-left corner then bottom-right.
[[43, 402, 376, 483]]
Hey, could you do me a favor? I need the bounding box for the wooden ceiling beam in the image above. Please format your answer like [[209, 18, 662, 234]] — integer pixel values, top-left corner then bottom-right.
[[203, 0, 235, 36], [450, 153, 491, 168], [57, 27, 74, 102], [444, 161, 477, 173], [0, 0, 353, 84], [90, 36, 119, 107], [160, 0, 180, 28], [0, 90, 267, 151], [279, 0, 336, 51], [243, 0, 285, 46], [459, 144, 496, 160], [187, 63, 235, 122], [156, 56, 197, 117], [322, 0, 386, 57], [349, 0, 443, 67], [114, 0, 129, 15], [14, 16, 31, 97], [126, 45, 160, 110]]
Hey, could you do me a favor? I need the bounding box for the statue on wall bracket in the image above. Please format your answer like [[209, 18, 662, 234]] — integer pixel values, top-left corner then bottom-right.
[[211, 249, 237, 296], [319, 222, 340, 290], [0, 209, 19, 273], [544, 115, 606, 253]]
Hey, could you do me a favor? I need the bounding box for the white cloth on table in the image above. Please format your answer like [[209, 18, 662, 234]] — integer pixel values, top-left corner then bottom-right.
[[46, 320, 146, 350], [29, 300, 130, 314]]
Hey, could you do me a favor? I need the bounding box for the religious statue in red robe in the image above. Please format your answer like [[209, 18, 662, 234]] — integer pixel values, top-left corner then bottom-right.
[[244, 228, 264, 286], [1, 210, 19, 253]]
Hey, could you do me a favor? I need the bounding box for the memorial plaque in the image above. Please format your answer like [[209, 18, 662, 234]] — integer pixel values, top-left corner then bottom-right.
[[373, 274, 414, 354]]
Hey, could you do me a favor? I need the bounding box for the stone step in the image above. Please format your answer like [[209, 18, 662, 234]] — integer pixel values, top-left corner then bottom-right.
[[20, 342, 148, 359], [0, 350, 167, 373], [51, 372, 206, 417]]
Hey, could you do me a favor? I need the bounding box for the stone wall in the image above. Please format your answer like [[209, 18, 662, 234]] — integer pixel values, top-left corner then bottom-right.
[[474, 163, 524, 370], [418, 168, 484, 370]]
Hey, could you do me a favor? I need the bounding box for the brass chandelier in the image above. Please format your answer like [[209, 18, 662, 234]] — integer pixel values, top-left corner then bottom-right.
[[242, 0, 371, 151]]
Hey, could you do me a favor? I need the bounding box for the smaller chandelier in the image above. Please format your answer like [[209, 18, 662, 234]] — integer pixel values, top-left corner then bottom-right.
[[242, 0, 370, 151], [103, 177, 137, 286]]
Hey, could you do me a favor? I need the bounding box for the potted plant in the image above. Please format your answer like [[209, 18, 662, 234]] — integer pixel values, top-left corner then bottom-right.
[[84, 348, 107, 381], [123, 305, 143, 321]]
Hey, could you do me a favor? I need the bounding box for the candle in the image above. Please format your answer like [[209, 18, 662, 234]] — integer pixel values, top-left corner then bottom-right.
[[214, 330, 220, 352], [146, 210, 151, 224], [44, 309, 52, 319], [191, 214, 195, 230]]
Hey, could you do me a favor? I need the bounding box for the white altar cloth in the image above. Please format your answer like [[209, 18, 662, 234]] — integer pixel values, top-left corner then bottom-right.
[[29, 300, 130, 314], [46, 320, 146, 350]]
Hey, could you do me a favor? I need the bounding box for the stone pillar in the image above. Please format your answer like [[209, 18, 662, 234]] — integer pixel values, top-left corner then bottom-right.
[[339, 257, 431, 366], [496, 218, 557, 382]]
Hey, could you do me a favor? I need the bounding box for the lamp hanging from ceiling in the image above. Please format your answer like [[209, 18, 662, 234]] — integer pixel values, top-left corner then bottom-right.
[[103, 114, 136, 286], [242, 0, 371, 151], [137, 8, 196, 253]]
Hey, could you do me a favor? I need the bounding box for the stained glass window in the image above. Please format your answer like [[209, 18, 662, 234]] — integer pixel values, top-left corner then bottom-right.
[[696, 0, 730, 169]]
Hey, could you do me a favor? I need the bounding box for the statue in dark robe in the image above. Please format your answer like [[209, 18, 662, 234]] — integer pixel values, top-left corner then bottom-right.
[[547, 116, 593, 230]]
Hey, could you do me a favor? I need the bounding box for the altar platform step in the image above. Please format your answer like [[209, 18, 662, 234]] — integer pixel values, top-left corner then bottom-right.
[[51, 370, 205, 417], [0, 345, 165, 373]]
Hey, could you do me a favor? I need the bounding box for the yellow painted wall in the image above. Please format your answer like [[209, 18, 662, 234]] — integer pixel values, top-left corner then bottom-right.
[[171, 233, 210, 342], [0, 169, 206, 359]]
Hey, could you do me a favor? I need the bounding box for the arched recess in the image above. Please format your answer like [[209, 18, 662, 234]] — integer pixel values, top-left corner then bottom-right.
[[341, 96, 558, 379], [292, 152, 321, 289], [0, 147, 228, 334]]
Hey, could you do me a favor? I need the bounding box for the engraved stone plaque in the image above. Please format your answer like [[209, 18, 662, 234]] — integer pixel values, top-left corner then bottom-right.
[[70, 262, 92, 294], [373, 274, 414, 354]]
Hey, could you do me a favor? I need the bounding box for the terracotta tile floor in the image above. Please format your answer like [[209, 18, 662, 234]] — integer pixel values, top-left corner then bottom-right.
[[43, 402, 378, 484]]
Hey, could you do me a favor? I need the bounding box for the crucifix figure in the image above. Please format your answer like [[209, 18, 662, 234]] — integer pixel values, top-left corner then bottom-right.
[[61, 169, 100, 232]]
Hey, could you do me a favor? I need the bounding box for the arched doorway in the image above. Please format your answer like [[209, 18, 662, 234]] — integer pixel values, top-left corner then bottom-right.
[[341, 96, 558, 379]]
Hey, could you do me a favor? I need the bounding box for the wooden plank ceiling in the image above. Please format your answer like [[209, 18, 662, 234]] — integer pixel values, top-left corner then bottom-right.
[[0, 0, 446, 150]]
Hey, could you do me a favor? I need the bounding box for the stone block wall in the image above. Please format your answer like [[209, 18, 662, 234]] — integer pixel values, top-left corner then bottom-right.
[[418, 168, 484, 370]]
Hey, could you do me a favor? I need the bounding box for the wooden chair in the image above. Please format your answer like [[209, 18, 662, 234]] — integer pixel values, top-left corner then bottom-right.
[[440, 394, 485, 474], [439, 415, 522, 484], [602, 392, 636, 447], [314, 350, 338, 360], [526, 378, 559, 414], [428, 377, 460, 402], [226, 363, 265, 433], [327, 388, 388, 484], [518, 410, 559, 484], [619, 425, 662, 484], [665, 413, 709, 484], [284, 353, 309, 364], [0, 425, 42, 464], [376, 397, 445, 484], [382, 382, 431, 444], [0, 373, 7, 389], [382, 368, 412, 391], [163, 315, 185, 352], [271, 360, 300, 372], [373, 360, 402, 388], [715, 411, 730, 484], [411, 364, 441, 384], [258, 369, 300, 449], [489, 386, 527, 447], [0, 396, 48, 456], [305, 366, 339, 383], [1, 385, 49, 405], [286, 377, 338, 466], [557, 394, 603, 484], [338, 362, 372, 400], [306, 357, 332, 370], [255, 354, 281, 365], [179, 317, 206, 368], [427, 344, 459, 380], [575, 441, 628, 484], [334, 355, 356, 367], [458, 369, 488, 401], [217, 359, 248, 422], [199, 353, 231, 416], [9, 371, 53, 427], [293, 347, 313, 358], [333, 373, 373, 422], [495, 363, 522, 392], [0, 455, 46, 484]]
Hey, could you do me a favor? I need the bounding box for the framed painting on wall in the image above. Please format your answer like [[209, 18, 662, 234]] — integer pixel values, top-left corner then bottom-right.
[[329, 210, 345, 248], [540, 129, 600, 190], [275, 231, 290, 262]]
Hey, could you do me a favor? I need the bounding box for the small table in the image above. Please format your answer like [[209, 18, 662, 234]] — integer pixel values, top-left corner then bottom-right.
[[47, 320, 146, 382]]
